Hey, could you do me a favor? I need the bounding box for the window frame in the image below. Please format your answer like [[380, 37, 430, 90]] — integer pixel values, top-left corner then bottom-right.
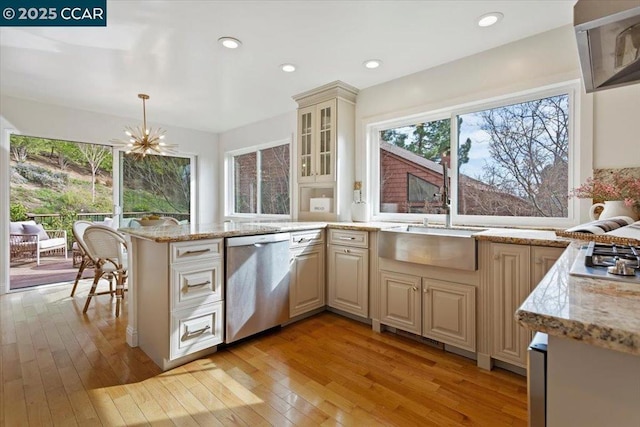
[[224, 138, 292, 219], [369, 82, 581, 228]]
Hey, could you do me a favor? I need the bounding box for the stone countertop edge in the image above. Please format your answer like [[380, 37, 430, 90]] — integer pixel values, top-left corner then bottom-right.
[[120, 221, 406, 242], [120, 221, 571, 245], [515, 243, 640, 356]]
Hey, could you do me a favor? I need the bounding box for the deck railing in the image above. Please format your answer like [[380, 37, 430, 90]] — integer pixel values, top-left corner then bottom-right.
[[27, 212, 190, 224]]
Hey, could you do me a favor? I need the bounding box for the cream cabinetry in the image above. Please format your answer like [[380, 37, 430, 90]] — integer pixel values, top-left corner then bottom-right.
[[293, 81, 358, 221], [133, 237, 224, 371], [289, 230, 325, 318], [380, 271, 476, 351], [298, 100, 336, 184], [422, 278, 476, 352], [488, 243, 563, 368], [379, 271, 421, 334], [327, 229, 369, 317]]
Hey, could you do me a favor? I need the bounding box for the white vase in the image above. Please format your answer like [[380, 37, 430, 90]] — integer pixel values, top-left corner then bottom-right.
[[589, 200, 638, 221]]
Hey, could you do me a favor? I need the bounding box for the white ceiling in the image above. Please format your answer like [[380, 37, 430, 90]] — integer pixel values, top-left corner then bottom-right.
[[0, 1, 576, 134]]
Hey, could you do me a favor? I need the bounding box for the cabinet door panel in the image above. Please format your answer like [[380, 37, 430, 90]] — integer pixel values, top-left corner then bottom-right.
[[290, 246, 325, 317], [327, 245, 368, 317], [491, 243, 530, 367], [380, 271, 421, 335], [298, 106, 315, 183], [423, 279, 476, 352], [532, 246, 564, 288], [315, 99, 336, 183]]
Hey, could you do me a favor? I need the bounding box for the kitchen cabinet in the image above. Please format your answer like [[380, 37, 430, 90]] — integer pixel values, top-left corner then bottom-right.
[[289, 230, 325, 318], [327, 229, 369, 317], [422, 278, 476, 352], [489, 243, 563, 368], [297, 100, 336, 184], [379, 271, 421, 334], [133, 238, 224, 370], [293, 81, 358, 221], [380, 271, 476, 351]]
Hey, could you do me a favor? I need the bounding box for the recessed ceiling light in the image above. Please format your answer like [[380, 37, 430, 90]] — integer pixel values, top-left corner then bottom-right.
[[363, 59, 382, 69], [280, 63, 296, 72], [477, 12, 503, 27], [218, 37, 242, 49]]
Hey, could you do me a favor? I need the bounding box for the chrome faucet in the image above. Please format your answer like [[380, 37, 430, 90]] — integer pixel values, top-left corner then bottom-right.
[[440, 151, 451, 228]]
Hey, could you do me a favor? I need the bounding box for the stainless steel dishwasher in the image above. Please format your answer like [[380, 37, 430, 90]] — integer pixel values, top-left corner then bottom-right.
[[225, 232, 290, 343]]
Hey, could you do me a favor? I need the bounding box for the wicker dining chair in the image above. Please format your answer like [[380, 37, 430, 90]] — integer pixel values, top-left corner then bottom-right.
[[159, 216, 180, 225], [70, 220, 111, 297], [82, 225, 128, 317]]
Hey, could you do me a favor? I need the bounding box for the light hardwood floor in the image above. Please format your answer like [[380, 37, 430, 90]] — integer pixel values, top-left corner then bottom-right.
[[1, 280, 528, 426]]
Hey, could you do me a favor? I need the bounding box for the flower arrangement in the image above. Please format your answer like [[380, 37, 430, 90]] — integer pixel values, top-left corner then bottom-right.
[[571, 172, 640, 207]]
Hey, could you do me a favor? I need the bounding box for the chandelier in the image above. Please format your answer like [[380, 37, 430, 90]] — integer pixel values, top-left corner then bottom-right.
[[111, 94, 178, 160]]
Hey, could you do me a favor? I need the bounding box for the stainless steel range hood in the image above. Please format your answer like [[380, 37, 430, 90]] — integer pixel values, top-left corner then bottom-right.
[[574, 0, 640, 92]]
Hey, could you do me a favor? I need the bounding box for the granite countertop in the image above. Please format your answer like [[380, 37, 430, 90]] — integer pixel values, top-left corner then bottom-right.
[[120, 222, 325, 242], [120, 220, 570, 245], [516, 243, 640, 356], [473, 228, 570, 247]]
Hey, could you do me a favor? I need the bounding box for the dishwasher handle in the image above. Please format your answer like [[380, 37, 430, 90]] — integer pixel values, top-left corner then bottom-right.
[[226, 232, 290, 247]]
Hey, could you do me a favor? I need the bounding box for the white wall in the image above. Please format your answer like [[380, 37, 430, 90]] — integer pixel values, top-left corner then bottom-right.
[[0, 95, 219, 293], [592, 84, 640, 168], [217, 111, 296, 219]]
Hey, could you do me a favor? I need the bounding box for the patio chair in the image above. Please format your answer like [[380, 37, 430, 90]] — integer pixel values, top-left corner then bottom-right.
[[82, 225, 128, 317], [70, 220, 114, 297]]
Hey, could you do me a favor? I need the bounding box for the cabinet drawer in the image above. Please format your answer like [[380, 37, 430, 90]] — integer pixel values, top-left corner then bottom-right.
[[171, 259, 223, 310], [329, 229, 368, 248], [170, 302, 223, 360], [170, 239, 222, 263], [290, 229, 325, 248]]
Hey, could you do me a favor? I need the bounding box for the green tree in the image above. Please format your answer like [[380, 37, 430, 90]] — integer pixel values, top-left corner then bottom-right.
[[381, 117, 471, 166]]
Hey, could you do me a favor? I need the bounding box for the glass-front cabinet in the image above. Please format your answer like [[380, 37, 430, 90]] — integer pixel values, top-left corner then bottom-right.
[[293, 81, 358, 221], [298, 99, 336, 184]]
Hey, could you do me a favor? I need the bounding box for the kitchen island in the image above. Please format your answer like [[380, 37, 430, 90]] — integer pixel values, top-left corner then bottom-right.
[[516, 243, 640, 427]]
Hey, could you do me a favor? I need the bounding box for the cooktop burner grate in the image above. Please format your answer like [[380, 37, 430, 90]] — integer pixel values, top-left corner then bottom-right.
[[584, 241, 640, 268]]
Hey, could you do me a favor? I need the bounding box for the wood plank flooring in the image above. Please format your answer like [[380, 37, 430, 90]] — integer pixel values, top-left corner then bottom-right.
[[1, 281, 528, 426]]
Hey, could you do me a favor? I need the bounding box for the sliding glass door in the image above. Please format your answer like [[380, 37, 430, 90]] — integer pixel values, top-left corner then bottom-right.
[[7, 133, 196, 290], [8, 134, 113, 290]]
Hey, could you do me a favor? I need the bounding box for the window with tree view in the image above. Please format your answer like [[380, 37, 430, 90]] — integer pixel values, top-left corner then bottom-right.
[[231, 143, 290, 215], [121, 154, 191, 222], [378, 92, 570, 220]]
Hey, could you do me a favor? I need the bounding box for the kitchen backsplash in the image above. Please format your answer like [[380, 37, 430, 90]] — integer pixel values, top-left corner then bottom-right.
[[594, 167, 640, 184]]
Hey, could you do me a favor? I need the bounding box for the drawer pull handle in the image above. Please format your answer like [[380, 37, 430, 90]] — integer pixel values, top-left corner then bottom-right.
[[338, 236, 356, 241], [184, 325, 211, 339], [344, 249, 350, 253], [184, 248, 211, 255], [295, 238, 308, 243], [187, 280, 211, 288]]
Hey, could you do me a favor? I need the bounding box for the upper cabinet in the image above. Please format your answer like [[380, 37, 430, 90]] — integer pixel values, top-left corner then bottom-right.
[[293, 81, 358, 221], [298, 100, 336, 184]]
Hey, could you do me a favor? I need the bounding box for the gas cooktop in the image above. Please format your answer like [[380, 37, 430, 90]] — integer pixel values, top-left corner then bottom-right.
[[570, 242, 640, 284]]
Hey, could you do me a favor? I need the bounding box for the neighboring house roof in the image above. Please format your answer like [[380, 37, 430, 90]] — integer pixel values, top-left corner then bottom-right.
[[379, 142, 442, 174], [380, 140, 531, 207]]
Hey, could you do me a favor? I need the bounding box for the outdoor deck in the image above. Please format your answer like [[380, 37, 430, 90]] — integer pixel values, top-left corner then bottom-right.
[[9, 256, 92, 290]]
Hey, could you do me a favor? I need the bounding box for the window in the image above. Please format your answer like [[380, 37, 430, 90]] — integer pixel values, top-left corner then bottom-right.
[[373, 85, 575, 226], [457, 94, 569, 218], [227, 141, 290, 216], [121, 153, 192, 223]]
